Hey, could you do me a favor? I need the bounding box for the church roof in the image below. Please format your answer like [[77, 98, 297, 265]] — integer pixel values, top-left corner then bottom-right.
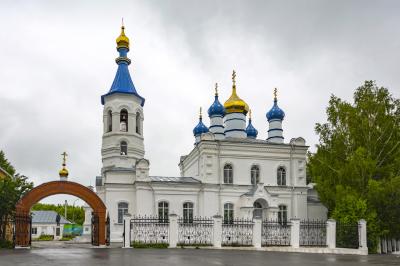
[[150, 176, 200, 183], [32, 211, 71, 224]]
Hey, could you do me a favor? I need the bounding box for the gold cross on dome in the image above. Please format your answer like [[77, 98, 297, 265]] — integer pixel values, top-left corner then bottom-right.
[[61, 152, 68, 166], [274, 88, 277, 99], [232, 70, 236, 85], [215, 83, 218, 95]]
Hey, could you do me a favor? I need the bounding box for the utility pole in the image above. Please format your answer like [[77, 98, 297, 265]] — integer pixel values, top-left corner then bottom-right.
[[65, 200, 67, 219]]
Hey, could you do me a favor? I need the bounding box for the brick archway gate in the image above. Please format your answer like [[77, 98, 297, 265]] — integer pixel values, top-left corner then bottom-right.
[[15, 181, 107, 247]]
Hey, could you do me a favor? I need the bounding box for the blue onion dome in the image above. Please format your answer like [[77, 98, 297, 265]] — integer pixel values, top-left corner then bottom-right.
[[266, 88, 285, 121], [246, 110, 258, 139], [193, 107, 209, 136], [208, 83, 226, 117]]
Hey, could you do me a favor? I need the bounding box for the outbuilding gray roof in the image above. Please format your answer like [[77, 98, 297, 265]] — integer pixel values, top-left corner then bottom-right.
[[31, 211, 71, 224], [149, 176, 200, 183]]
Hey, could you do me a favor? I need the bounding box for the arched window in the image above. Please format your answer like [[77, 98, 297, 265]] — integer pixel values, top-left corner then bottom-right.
[[253, 201, 262, 218], [117, 202, 128, 224], [120, 109, 128, 132], [223, 203, 234, 224], [251, 165, 260, 185], [107, 110, 112, 132], [224, 164, 233, 184], [277, 167, 286, 186], [278, 205, 287, 225], [158, 201, 169, 223], [183, 202, 194, 224], [120, 141, 127, 155], [135, 112, 141, 134]]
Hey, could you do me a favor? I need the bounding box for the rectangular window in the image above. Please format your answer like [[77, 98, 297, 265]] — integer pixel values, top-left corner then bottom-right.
[[278, 205, 287, 225], [118, 202, 129, 224], [32, 227, 37, 235], [183, 202, 194, 223]]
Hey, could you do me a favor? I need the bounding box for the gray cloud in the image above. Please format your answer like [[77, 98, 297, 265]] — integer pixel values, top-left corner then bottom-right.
[[0, 0, 399, 205]]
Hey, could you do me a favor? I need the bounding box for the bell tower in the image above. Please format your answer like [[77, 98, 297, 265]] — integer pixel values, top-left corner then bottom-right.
[[101, 24, 145, 170]]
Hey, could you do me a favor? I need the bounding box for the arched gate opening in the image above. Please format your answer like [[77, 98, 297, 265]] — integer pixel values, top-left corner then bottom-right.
[[15, 181, 107, 247]]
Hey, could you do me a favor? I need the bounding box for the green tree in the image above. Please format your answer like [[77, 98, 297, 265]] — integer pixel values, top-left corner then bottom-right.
[[308, 81, 400, 252], [32, 203, 85, 225], [0, 151, 33, 242]]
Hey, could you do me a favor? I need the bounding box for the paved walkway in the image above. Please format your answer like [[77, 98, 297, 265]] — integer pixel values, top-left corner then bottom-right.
[[1, 246, 399, 266]]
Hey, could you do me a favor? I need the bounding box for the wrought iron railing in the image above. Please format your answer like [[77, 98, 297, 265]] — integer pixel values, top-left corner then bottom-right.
[[299, 220, 327, 247], [178, 217, 213, 246], [262, 220, 291, 246], [222, 218, 253, 246], [130, 215, 169, 244], [336, 222, 360, 249]]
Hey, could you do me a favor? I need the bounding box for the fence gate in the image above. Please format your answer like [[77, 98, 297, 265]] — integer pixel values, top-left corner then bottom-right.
[[91, 213, 99, 246], [14, 213, 31, 247]]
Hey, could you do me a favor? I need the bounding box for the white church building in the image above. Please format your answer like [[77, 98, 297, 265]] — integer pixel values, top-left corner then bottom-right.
[[94, 26, 327, 242]]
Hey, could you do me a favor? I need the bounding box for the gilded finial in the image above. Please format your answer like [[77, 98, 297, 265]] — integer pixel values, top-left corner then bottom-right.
[[274, 88, 277, 100], [249, 109, 252, 119], [199, 107, 202, 119], [59, 152, 69, 178], [215, 83, 218, 96], [122, 17, 124, 27], [116, 21, 130, 49], [232, 70, 236, 86]]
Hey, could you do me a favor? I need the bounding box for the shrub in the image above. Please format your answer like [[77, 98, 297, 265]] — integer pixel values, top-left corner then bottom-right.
[[0, 239, 13, 249], [130, 241, 169, 248], [38, 234, 54, 241]]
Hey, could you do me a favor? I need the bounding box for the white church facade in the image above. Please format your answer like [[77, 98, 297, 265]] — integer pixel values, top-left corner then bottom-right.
[[94, 26, 327, 242]]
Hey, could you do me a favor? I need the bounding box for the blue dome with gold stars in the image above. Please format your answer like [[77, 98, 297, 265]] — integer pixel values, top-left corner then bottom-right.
[[266, 90, 285, 121], [208, 84, 225, 117], [193, 108, 209, 136]]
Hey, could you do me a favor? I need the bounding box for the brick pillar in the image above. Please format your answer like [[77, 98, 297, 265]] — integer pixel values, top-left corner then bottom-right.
[[290, 218, 300, 248], [213, 215, 222, 248], [358, 219, 368, 252], [169, 213, 178, 248], [326, 219, 336, 249], [123, 213, 131, 248], [252, 217, 262, 248]]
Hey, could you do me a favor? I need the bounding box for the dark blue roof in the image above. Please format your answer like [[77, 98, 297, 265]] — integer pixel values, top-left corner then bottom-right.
[[208, 95, 225, 117], [266, 99, 285, 121], [101, 47, 145, 106], [193, 117, 209, 136], [246, 119, 258, 138]]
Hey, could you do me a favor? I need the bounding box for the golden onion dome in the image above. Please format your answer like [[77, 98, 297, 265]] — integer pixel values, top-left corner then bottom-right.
[[224, 70, 249, 114], [116, 25, 130, 50], [59, 167, 69, 178], [59, 152, 69, 178]]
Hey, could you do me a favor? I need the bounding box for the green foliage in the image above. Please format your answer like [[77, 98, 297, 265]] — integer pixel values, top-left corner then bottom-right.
[[38, 234, 54, 241], [0, 150, 16, 177], [131, 241, 169, 248], [308, 81, 400, 252], [60, 236, 74, 241], [0, 151, 33, 241], [32, 203, 85, 225], [0, 239, 13, 249]]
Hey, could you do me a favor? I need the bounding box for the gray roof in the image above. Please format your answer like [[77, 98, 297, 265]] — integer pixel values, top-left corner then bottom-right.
[[242, 186, 258, 196], [31, 211, 71, 224], [149, 176, 200, 183]]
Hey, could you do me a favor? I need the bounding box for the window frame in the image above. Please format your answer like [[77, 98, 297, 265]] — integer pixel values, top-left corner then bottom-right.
[[278, 205, 288, 225], [107, 110, 113, 132], [182, 202, 194, 224], [251, 165, 260, 185], [120, 109, 128, 132], [223, 203, 234, 224], [120, 141, 128, 155], [277, 166, 287, 186], [117, 202, 129, 224], [135, 112, 141, 135], [223, 164, 233, 184], [158, 201, 169, 223]]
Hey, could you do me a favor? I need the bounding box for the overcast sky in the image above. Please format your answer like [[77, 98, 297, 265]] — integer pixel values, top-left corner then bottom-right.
[[1, 0, 399, 206]]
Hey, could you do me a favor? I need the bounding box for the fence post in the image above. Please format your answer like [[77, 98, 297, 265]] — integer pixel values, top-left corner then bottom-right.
[[358, 219, 367, 251], [123, 213, 131, 248], [252, 217, 262, 249], [326, 219, 336, 249], [169, 213, 178, 248], [212, 215, 222, 248], [290, 218, 300, 248]]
